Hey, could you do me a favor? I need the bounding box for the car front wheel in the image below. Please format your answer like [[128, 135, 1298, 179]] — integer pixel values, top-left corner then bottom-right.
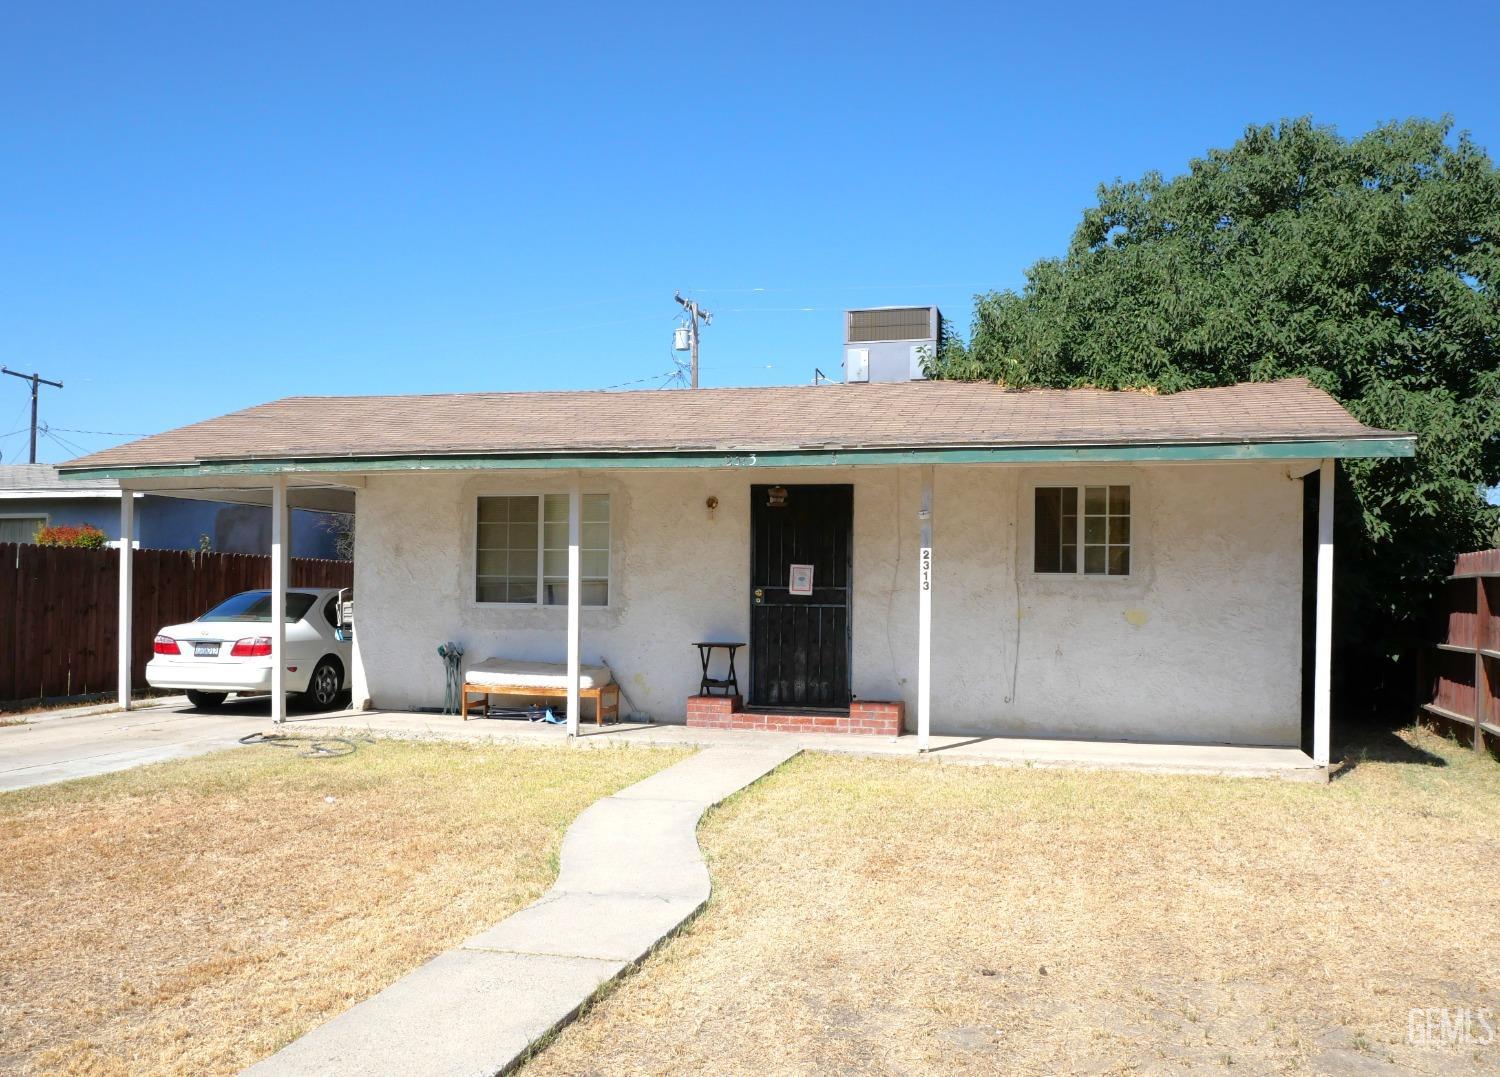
[[186, 690, 227, 709], [301, 659, 343, 710]]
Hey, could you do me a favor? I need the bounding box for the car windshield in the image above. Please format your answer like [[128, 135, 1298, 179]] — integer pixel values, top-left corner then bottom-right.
[[198, 591, 318, 623]]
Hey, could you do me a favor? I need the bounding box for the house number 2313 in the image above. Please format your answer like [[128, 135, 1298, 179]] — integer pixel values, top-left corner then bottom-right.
[[920, 547, 932, 591]]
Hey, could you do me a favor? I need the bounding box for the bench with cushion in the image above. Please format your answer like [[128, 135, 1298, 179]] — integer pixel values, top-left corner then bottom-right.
[[462, 658, 620, 726]]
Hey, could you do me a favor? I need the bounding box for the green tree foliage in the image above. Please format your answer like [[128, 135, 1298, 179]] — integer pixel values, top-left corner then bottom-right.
[[930, 118, 1500, 708]]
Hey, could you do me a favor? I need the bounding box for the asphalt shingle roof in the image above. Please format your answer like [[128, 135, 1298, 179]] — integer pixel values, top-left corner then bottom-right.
[[59, 378, 1405, 471], [0, 463, 117, 490]]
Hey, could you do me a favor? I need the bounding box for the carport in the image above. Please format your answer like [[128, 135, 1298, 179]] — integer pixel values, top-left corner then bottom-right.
[[110, 475, 357, 723]]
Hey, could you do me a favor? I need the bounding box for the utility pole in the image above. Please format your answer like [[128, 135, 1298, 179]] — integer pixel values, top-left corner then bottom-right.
[[1, 367, 64, 464], [673, 292, 712, 388]]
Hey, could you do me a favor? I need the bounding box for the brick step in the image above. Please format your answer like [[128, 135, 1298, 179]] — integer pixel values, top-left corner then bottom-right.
[[686, 695, 903, 736]]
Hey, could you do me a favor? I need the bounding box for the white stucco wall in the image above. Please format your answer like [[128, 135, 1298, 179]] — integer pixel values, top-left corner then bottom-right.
[[348, 460, 1307, 746]]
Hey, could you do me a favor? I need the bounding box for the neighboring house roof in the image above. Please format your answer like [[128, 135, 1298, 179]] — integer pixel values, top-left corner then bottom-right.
[[0, 462, 354, 513], [58, 378, 1413, 477], [0, 464, 120, 497]]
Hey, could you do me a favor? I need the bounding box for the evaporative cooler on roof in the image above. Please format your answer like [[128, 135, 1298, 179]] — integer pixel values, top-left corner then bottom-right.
[[843, 306, 940, 383]]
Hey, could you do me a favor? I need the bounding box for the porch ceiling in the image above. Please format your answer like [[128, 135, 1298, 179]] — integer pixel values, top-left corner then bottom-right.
[[117, 474, 357, 512]]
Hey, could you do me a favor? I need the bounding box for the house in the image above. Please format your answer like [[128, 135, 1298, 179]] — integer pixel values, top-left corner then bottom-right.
[[58, 375, 1413, 767], [0, 463, 348, 558]]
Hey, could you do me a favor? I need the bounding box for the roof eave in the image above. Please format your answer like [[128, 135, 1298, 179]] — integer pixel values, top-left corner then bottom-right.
[[57, 434, 1417, 481], [0, 488, 122, 499]]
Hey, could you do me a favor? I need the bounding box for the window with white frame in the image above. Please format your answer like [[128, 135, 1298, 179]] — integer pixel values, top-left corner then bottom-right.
[[476, 494, 610, 605], [1034, 485, 1131, 575]]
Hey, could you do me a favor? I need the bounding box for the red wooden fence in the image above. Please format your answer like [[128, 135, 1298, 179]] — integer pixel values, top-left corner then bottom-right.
[[1419, 548, 1499, 756], [0, 543, 353, 706]]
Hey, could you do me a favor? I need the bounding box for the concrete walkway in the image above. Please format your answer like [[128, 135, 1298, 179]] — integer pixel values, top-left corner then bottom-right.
[[245, 743, 799, 1077]]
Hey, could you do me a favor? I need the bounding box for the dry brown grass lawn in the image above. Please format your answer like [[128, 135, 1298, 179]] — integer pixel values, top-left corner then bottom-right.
[[0, 736, 687, 1076], [530, 727, 1500, 1076]]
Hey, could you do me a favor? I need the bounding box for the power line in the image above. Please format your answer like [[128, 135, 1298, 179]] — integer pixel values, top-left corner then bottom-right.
[[685, 282, 995, 294], [0, 367, 63, 464], [48, 425, 147, 438], [41, 426, 90, 458], [601, 369, 683, 390], [716, 306, 821, 313], [481, 293, 657, 321], [0, 427, 31, 462], [45, 424, 87, 450], [508, 314, 668, 340], [2, 398, 29, 435]]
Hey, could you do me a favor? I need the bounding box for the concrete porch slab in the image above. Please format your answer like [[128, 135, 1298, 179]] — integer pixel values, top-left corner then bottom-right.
[[281, 708, 1325, 781]]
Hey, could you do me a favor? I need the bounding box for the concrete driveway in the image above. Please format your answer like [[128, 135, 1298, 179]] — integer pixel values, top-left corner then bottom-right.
[[0, 698, 334, 793]]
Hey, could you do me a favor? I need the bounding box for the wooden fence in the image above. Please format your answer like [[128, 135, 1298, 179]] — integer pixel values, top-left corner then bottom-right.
[[0, 543, 353, 706], [1419, 548, 1500, 756]]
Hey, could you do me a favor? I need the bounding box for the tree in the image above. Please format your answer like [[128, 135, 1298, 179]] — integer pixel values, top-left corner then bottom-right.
[[929, 117, 1500, 713], [319, 512, 355, 561]]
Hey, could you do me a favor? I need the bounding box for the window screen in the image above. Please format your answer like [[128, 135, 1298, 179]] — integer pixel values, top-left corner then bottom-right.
[[542, 493, 610, 606], [477, 494, 610, 605], [1033, 488, 1077, 573], [1083, 485, 1131, 576], [476, 495, 540, 603], [0, 517, 45, 544], [1035, 486, 1130, 576]]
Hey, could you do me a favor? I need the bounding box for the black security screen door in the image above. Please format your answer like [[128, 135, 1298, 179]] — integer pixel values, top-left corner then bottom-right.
[[749, 484, 853, 709]]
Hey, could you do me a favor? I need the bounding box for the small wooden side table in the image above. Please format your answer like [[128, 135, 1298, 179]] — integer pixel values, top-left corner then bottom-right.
[[694, 641, 744, 697]]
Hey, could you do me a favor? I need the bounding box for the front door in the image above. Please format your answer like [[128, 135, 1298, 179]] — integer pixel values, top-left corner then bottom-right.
[[749, 484, 853, 709]]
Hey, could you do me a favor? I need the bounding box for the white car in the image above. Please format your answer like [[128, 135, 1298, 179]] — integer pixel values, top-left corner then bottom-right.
[[146, 588, 353, 710]]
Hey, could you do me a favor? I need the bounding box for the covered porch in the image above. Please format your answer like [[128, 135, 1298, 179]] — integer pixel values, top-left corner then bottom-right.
[[101, 456, 1347, 766]]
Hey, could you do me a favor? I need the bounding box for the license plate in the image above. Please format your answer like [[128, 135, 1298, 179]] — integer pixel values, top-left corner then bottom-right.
[[193, 642, 220, 657]]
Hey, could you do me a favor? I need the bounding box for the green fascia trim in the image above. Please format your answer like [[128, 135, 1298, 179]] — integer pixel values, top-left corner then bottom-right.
[[60, 437, 1415, 481]]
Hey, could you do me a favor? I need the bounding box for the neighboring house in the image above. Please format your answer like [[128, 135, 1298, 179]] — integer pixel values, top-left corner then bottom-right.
[[59, 376, 1413, 765], [0, 464, 347, 558]]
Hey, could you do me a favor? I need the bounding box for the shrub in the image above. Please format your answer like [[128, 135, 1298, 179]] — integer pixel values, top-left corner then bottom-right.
[[33, 523, 110, 549]]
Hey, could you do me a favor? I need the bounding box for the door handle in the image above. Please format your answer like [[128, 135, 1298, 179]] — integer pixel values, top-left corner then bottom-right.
[[753, 587, 764, 605]]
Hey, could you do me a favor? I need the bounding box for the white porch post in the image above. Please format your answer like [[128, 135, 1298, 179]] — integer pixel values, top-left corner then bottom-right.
[[270, 475, 289, 725], [565, 480, 582, 738], [117, 491, 134, 710], [1312, 458, 1335, 767], [917, 465, 933, 751]]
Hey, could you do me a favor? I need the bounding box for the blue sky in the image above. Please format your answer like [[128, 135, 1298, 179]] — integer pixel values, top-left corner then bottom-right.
[[2, 1, 1498, 465]]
